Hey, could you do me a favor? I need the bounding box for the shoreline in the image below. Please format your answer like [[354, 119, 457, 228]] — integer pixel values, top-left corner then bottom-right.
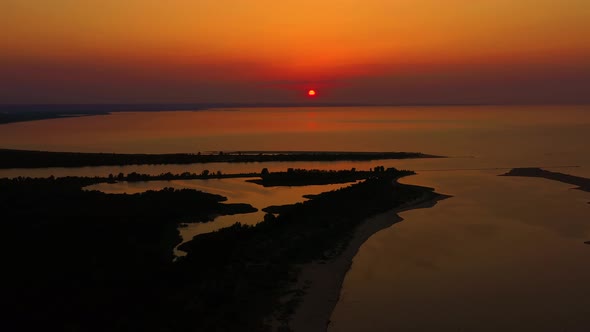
[[501, 167, 590, 193], [284, 186, 450, 332]]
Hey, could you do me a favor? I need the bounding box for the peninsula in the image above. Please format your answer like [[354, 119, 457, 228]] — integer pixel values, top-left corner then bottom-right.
[[0, 149, 442, 169], [3, 166, 444, 331], [501, 167, 590, 192]]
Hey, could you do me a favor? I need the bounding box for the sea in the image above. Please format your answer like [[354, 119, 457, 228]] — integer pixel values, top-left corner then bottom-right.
[[1, 105, 589, 331]]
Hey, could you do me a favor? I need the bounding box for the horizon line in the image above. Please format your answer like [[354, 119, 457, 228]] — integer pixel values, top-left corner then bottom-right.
[[1, 101, 589, 113]]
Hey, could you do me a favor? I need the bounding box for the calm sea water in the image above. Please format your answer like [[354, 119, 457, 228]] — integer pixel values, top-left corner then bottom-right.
[[1, 105, 589, 330], [330, 170, 590, 332], [1, 105, 590, 178]]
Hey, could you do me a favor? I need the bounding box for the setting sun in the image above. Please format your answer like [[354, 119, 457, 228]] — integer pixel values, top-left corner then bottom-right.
[[308, 89, 317, 97]]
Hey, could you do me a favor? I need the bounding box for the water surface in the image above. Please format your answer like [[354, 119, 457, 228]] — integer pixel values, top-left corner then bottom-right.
[[2, 105, 590, 329], [330, 170, 590, 331]]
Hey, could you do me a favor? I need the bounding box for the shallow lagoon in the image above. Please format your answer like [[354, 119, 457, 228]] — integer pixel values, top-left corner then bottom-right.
[[86, 178, 357, 253]]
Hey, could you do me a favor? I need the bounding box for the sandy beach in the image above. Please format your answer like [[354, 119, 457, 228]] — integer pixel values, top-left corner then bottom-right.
[[284, 185, 449, 332]]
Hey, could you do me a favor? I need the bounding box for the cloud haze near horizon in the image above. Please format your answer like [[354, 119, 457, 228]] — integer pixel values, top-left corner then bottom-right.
[[1, 0, 589, 104]]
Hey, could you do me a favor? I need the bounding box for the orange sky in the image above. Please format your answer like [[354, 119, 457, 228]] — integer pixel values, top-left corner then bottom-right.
[[1, 0, 589, 104]]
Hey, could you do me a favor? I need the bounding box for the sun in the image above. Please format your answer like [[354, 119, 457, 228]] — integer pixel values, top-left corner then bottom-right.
[[307, 89, 316, 97]]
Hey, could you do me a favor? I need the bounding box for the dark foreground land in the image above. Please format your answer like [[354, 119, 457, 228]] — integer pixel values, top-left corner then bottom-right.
[[2, 167, 437, 331], [0, 148, 441, 169]]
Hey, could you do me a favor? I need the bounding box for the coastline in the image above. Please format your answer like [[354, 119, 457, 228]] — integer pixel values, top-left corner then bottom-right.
[[501, 167, 590, 193], [0, 149, 442, 169], [284, 186, 450, 332]]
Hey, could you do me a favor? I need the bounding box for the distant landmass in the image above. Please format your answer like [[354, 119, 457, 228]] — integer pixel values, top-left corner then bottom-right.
[[0, 102, 522, 125], [0, 149, 442, 169]]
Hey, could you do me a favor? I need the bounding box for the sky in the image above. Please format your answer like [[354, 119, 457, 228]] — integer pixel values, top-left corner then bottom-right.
[[1, 0, 589, 104]]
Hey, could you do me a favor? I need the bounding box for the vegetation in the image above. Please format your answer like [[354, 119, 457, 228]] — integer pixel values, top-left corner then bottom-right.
[[175, 168, 435, 330], [2, 167, 436, 331], [2, 176, 255, 331], [0, 148, 441, 168], [1, 171, 257, 189], [108, 170, 259, 182], [248, 166, 411, 186]]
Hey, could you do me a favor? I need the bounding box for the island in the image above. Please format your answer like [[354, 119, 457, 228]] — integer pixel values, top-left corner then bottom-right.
[[247, 168, 390, 187]]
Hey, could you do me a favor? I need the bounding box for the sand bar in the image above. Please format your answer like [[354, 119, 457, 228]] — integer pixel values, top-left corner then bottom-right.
[[284, 185, 449, 332]]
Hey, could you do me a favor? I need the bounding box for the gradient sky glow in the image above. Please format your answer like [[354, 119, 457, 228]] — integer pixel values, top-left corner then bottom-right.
[[1, 0, 589, 104]]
